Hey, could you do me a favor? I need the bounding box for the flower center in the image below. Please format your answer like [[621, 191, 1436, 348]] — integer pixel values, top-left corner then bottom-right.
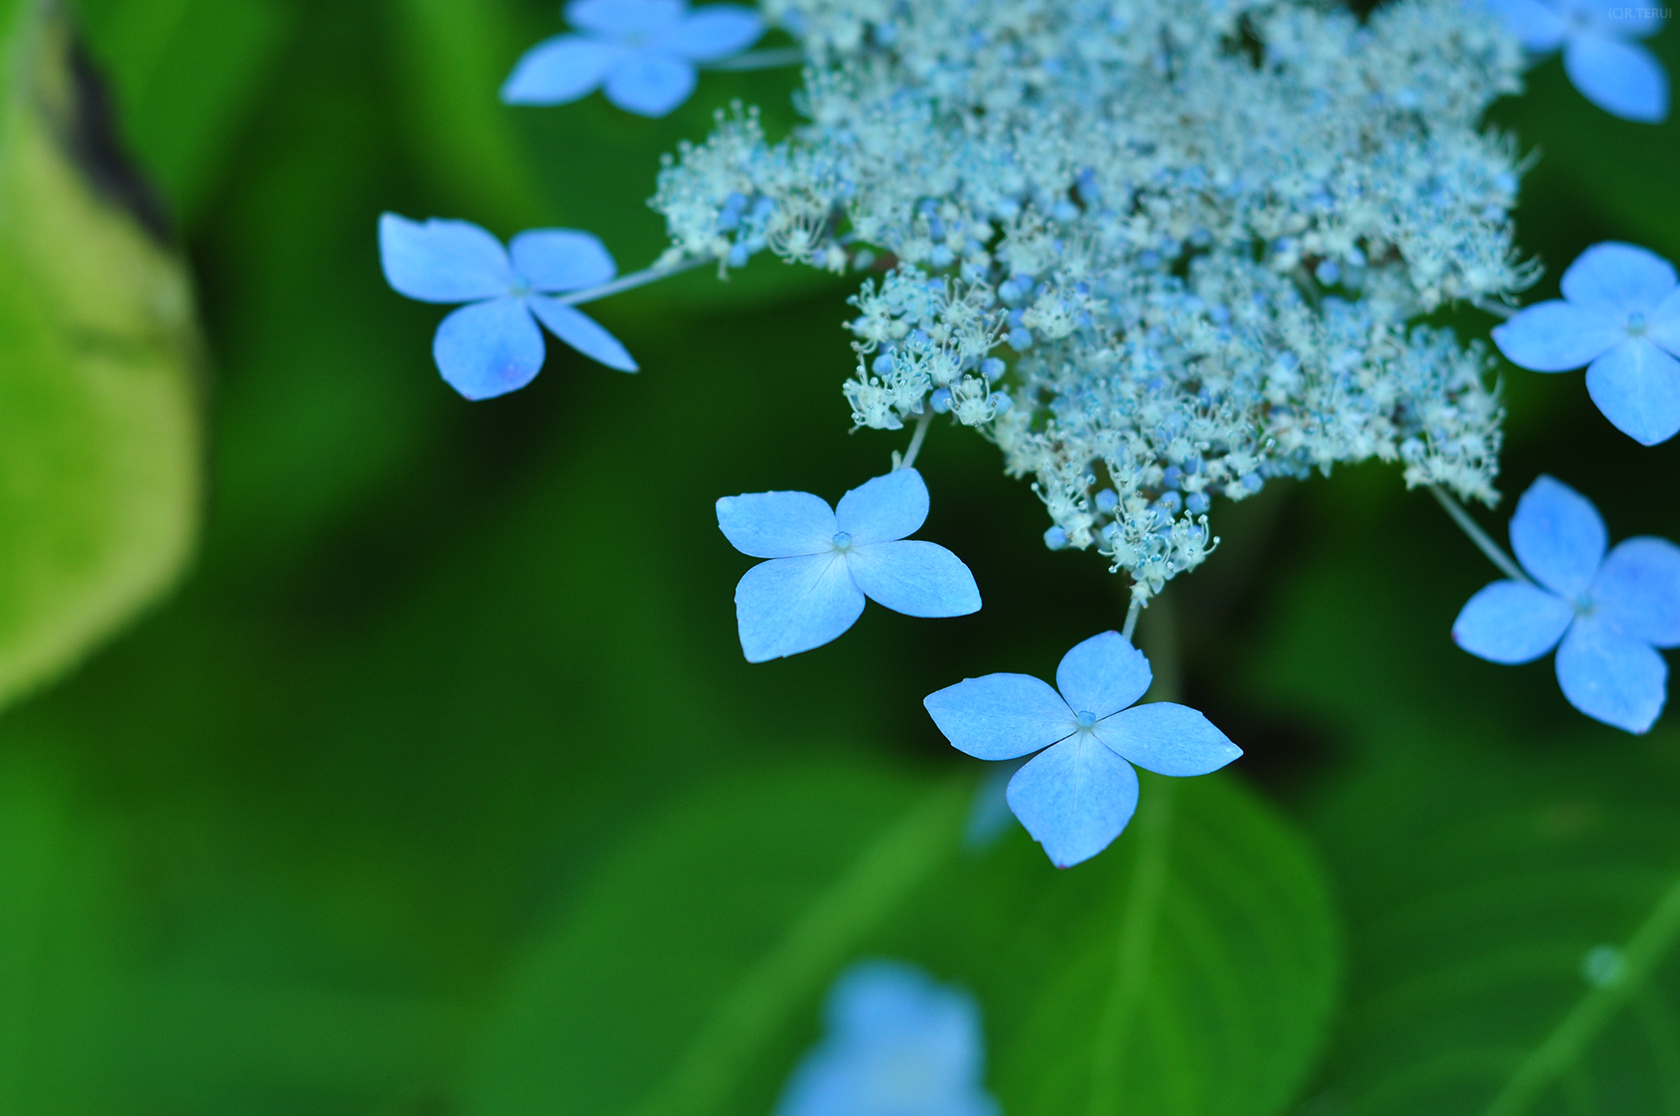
[[831, 531, 853, 552], [1628, 311, 1648, 337], [1075, 709, 1097, 730]]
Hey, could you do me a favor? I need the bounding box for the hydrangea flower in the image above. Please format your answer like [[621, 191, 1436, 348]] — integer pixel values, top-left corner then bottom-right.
[[1492, 242, 1680, 445], [1483, 0, 1669, 122], [774, 960, 1000, 1116], [717, 469, 980, 662], [379, 214, 636, 400], [502, 0, 764, 117], [656, 0, 1523, 602], [1452, 475, 1680, 733], [924, 632, 1241, 867]]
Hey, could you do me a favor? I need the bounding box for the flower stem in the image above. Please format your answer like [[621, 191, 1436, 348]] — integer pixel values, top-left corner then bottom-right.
[[1122, 598, 1142, 644], [555, 254, 711, 307], [1471, 296, 1517, 320], [897, 409, 933, 470], [703, 46, 804, 71], [1430, 486, 1530, 585]]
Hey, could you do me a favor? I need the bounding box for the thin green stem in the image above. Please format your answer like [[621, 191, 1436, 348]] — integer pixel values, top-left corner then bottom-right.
[[1122, 598, 1141, 644], [1481, 867, 1680, 1116], [1431, 486, 1530, 585], [554, 254, 710, 307], [898, 409, 933, 470], [703, 46, 804, 71]]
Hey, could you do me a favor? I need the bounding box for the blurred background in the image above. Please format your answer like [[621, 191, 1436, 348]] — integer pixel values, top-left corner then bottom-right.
[[2, 0, 1680, 1112]]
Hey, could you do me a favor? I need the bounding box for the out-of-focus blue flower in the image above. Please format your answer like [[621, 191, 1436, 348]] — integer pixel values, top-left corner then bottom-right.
[[1483, 0, 1669, 122], [1453, 475, 1680, 733], [1492, 242, 1680, 445], [379, 213, 636, 400], [716, 469, 981, 662], [923, 632, 1241, 867], [502, 0, 764, 117], [774, 961, 1001, 1116]]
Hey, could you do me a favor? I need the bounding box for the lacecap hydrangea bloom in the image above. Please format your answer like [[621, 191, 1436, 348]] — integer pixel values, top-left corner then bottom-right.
[[503, 0, 765, 117], [1482, 0, 1669, 123], [925, 632, 1240, 866], [774, 960, 1001, 1116], [717, 468, 979, 661], [652, 0, 1529, 602], [1493, 241, 1680, 446], [1453, 476, 1680, 733]]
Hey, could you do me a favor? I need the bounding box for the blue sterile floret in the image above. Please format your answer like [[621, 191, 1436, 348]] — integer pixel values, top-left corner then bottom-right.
[[1481, 0, 1669, 122], [924, 632, 1241, 867], [378, 213, 636, 399], [1492, 242, 1680, 445], [654, 0, 1527, 600], [716, 468, 980, 662], [773, 960, 1000, 1116], [1453, 475, 1680, 734], [502, 0, 764, 117]]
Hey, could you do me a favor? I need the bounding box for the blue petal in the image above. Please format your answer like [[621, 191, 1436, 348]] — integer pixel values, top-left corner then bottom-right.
[[1649, 289, 1680, 357], [1054, 631, 1152, 721], [1556, 615, 1667, 733], [1479, 0, 1567, 50], [500, 36, 624, 105], [1093, 702, 1242, 777], [1561, 242, 1679, 316], [604, 51, 697, 116], [509, 229, 617, 292], [1563, 35, 1668, 124], [432, 297, 545, 400], [1592, 537, 1680, 648], [526, 297, 638, 372], [1509, 475, 1607, 598], [1452, 580, 1574, 663], [734, 554, 865, 662], [379, 214, 512, 303], [567, 0, 684, 36], [716, 491, 836, 558], [845, 540, 980, 618], [660, 5, 764, 60], [1585, 338, 1680, 446], [1491, 301, 1619, 371], [1006, 736, 1139, 868], [834, 469, 929, 544], [824, 961, 982, 1062], [923, 673, 1074, 760]]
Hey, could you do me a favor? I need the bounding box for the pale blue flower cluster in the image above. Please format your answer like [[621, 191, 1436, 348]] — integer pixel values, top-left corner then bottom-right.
[[1483, 0, 1669, 122], [1454, 477, 1680, 733], [774, 961, 1000, 1116], [654, 0, 1527, 601]]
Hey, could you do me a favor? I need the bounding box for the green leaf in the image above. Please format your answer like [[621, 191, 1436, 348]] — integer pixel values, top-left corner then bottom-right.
[[0, 1, 202, 710], [1240, 493, 1680, 1116], [463, 762, 1339, 1116]]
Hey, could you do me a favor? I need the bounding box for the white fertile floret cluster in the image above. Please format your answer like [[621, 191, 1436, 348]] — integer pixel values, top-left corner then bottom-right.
[[652, 0, 1528, 600]]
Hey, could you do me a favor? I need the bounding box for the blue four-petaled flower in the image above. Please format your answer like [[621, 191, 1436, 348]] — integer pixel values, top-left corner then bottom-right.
[[924, 632, 1241, 868], [773, 960, 1001, 1116], [379, 213, 637, 400], [717, 469, 981, 662], [1493, 242, 1680, 445], [1484, 0, 1669, 122], [1453, 475, 1680, 733], [502, 0, 764, 118]]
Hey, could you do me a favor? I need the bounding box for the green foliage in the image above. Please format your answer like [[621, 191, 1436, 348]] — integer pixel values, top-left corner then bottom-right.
[[0, 1, 201, 713], [464, 764, 1339, 1116]]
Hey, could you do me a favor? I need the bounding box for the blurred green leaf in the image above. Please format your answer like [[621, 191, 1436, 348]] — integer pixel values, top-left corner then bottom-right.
[[0, 0, 201, 711], [0, 766, 123, 1115], [73, 0, 290, 225], [464, 762, 1339, 1116], [1240, 485, 1680, 1116]]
